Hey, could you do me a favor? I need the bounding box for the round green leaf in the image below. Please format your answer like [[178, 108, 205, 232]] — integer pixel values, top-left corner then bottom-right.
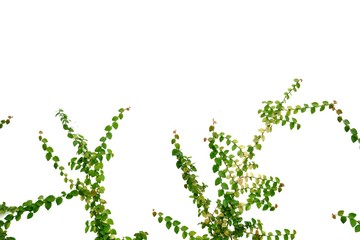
[[112, 122, 119, 129], [45, 201, 52, 210], [56, 197, 63, 205]]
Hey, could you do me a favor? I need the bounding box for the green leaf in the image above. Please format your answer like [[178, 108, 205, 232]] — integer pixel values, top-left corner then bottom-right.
[[218, 189, 224, 197], [56, 197, 63, 205], [46, 152, 52, 161], [212, 164, 219, 173], [312, 102, 319, 107], [176, 160, 182, 169], [27, 212, 34, 219], [45, 201, 52, 210], [349, 212, 357, 219], [344, 125, 350, 132], [5, 214, 14, 221], [172, 149, 180, 156], [355, 225, 360, 232], [340, 216, 347, 224], [112, 122, 119, 129], [351, 134, 358, 143], [221, 183, 229, 190], [350, 219, 357, 227], [181, 226, 189, 231], [215, 158, 222, 166], [4, 221, 10, 229], [338, 210, 344, 216], [210, 151, 216, 159], [174, 226, 180, 234], [105, 125, 112, 131], [255, 143, 262, 150], [70, 190, 79, 197], [351, 128, 358, 135], [15, 214, 21, 221], [209, 125, 214, 132], [189, 231, 196, 236], [45, 195, 55, 202], [166, 221, 172, 229], [182, 231, 188, 239], [106, 132, 113, 139], [215, 177, 222, 186], [310, 107, 316, 114], [343, 119, 350, 125], [290, 122, 295, 130], [175, 143, 180, 149], [42, 143, 47, 150]]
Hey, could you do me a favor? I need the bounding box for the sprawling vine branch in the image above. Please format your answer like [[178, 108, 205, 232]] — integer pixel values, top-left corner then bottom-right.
[[0, 108, 148, 240], [153, 79, 359, 240]]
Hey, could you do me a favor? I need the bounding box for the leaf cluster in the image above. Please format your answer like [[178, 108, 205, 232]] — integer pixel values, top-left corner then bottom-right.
[[0, 108, 148, 240], [0, 116, 12, 130], [1, 79, 360, 239], [153, 79, 360, 239]]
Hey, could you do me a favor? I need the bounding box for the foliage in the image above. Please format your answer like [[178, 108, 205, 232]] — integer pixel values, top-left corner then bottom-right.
[[1, 79, 359, 239], [152, 79, 360, 239], [0, 108, 148, 240], [333, 211, 360, 233], [0, 116, 12, 130]]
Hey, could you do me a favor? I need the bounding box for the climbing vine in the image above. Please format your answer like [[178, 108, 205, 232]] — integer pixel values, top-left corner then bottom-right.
[[1, 79, 359, 239], [0, 115, 12, 130], [153, 79, 360, 239], [0, 108, 148, 240]]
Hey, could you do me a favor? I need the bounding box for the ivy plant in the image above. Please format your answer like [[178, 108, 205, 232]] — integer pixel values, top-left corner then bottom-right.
[[153, 79, 360, 239], [1, 79, 359, 239], [0, 108, 148, 240]]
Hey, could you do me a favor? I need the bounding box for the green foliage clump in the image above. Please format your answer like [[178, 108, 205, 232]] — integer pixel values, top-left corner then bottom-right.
[[153, 79, 360, 239], [0, 108, 148, 240], [1, 79, 359, 239], [333, 210, 360, 233]]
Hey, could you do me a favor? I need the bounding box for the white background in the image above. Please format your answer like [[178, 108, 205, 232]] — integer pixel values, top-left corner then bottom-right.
[[1, 1, 360, 239]]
